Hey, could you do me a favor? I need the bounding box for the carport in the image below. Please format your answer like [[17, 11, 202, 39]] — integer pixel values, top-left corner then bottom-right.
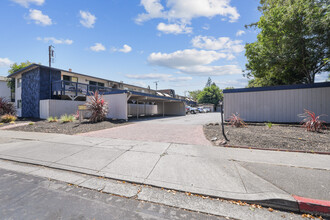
[[101, 90, 186, 121]]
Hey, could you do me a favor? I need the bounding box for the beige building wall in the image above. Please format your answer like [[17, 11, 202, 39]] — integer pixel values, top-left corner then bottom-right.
[[0, 77, 11, 101], [224, 87, 330, 123], [102, 93, 128, 120]]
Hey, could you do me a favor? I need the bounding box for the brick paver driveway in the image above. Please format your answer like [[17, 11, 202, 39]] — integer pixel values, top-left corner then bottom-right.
[[79, 113, 221, 146]]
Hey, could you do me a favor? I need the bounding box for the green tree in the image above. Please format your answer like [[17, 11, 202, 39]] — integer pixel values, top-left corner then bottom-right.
[[245, 0, 329, 87], [224, 87, 235, 90], [197, 84, 223, 105], [188, 90, 201, 101], [7, 61, 32, 91]]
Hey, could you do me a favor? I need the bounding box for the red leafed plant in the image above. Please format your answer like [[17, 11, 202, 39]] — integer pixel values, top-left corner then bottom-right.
[[0, 97, 16, 116], [228, 113, 247, 127], [86, 91, 108, 123], [299, 109, 327, 132], [74, 110, 79, 120]]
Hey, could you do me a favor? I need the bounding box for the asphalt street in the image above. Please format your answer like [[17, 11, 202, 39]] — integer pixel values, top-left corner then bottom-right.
[[0, 168, 226, 220]]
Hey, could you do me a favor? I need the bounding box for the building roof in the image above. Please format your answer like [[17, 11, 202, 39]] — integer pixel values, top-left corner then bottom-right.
[[103, 90, 184, 102], [223, 82, 330, 94], [7, 63, 156, 93]]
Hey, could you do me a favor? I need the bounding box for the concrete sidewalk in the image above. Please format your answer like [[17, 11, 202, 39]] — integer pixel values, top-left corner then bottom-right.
[[0, 130, 329, 215]]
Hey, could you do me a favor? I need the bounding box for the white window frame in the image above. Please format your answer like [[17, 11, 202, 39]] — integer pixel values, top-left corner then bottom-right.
[[17, 78, 22, 88]]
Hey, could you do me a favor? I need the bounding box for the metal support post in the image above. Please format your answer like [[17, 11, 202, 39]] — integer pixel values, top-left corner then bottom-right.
[[136, 100, 139, 119], [220, 101, 229, 141]]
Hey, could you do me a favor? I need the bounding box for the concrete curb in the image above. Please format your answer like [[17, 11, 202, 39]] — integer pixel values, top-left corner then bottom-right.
[[293, 195, 330, 217], [0, 122, 31, 130], [0, 157, 304, 216], [223, 145, 330, 155]]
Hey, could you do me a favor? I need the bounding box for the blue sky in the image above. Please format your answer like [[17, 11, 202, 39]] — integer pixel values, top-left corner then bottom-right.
[[1, 0, 265, 95]]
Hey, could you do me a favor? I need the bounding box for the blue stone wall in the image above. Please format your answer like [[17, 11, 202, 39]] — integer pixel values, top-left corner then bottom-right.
[[21, 68, 40, 118], [22, 67, 61, 118]]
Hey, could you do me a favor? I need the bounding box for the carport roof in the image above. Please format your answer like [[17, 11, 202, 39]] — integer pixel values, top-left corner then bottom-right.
[[104, 90, 184, 102]]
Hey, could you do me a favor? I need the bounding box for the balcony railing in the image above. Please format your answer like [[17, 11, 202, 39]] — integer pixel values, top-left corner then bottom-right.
[[52, 80, 114, 97]]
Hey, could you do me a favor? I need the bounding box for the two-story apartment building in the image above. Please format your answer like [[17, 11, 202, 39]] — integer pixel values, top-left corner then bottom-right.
[[8, 64, 188, 119]]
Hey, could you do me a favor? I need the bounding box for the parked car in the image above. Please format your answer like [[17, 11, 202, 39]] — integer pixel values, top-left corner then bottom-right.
[[197, 107, 205, 113], [186, 106, 197, 114]]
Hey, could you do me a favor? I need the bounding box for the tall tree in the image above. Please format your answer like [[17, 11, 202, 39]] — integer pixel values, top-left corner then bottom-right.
[[197, 84, 223, 105], [245, 0, 329, 87], [7, 61, 32, 92], [188, 90, 201, 101]]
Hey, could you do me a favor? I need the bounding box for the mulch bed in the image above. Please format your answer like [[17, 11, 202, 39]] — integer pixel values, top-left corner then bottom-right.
[[204, 123, 330, 153], [7, 119, 128, 135]]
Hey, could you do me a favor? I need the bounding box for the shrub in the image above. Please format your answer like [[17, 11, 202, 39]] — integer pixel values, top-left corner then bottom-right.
[[228, 113, 246, 128], [266, 121, 272, 129], [0, 97, 16, 116], [74, 110, 80, 120], [1, 114, 17, 123], [299, 109, 327, 132], [47, 116, 58, 123], [86, 91, 108, 123], [60, 114, 75, 123]]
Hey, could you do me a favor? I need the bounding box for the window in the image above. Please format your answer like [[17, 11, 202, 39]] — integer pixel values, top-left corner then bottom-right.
[[63, 75, 71, 81], [17, 100, 22, 109], [89, 81, 97, 86], [71, 77, 78, 82], [89, 81, 104, 87], [17, 78, 22, 88]]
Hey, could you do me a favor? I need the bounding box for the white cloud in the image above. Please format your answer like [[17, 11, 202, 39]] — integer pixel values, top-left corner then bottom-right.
[[119, 44, 132, 53], [157, 22, 192, 34], [147, 48, 242, 77], [148, 49, 226, 69], [27, 9, 52, 26], [191, 35, 244, 54], [179, 65, 242, 76], [79, 10, 96, 28], [0, 58, 13, 67], [11, 0, 44, 8], [129, 81, 147, 88], [136, 0, 240, 24], [126, 73, 192, 82], [202, 24, 210, 30], [315, 73, 329, 82], [112, 44, 133, 53], [213, 78, 248, 88], [37, 37, 73, 45], [236, 30, 245, 36], [90, 43, 106, 52]]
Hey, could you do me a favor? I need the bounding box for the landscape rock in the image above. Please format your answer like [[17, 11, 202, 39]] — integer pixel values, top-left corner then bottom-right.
[[211, 137, 218, 141]]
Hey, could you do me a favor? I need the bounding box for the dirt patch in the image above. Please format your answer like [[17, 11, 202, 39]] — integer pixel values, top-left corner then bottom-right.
[[7, 119, 129, 135], [204, 124, 330, 153]]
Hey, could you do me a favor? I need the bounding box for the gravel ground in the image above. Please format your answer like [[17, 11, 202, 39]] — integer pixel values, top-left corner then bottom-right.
[[204, 124, 330, 153], [8, 119, 128, 135]]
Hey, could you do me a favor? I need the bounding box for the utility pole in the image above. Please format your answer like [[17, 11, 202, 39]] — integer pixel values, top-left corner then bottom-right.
[[49, 45, 55, 67], [154, 81, 159, 91], [48, 45, 55, 99]]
